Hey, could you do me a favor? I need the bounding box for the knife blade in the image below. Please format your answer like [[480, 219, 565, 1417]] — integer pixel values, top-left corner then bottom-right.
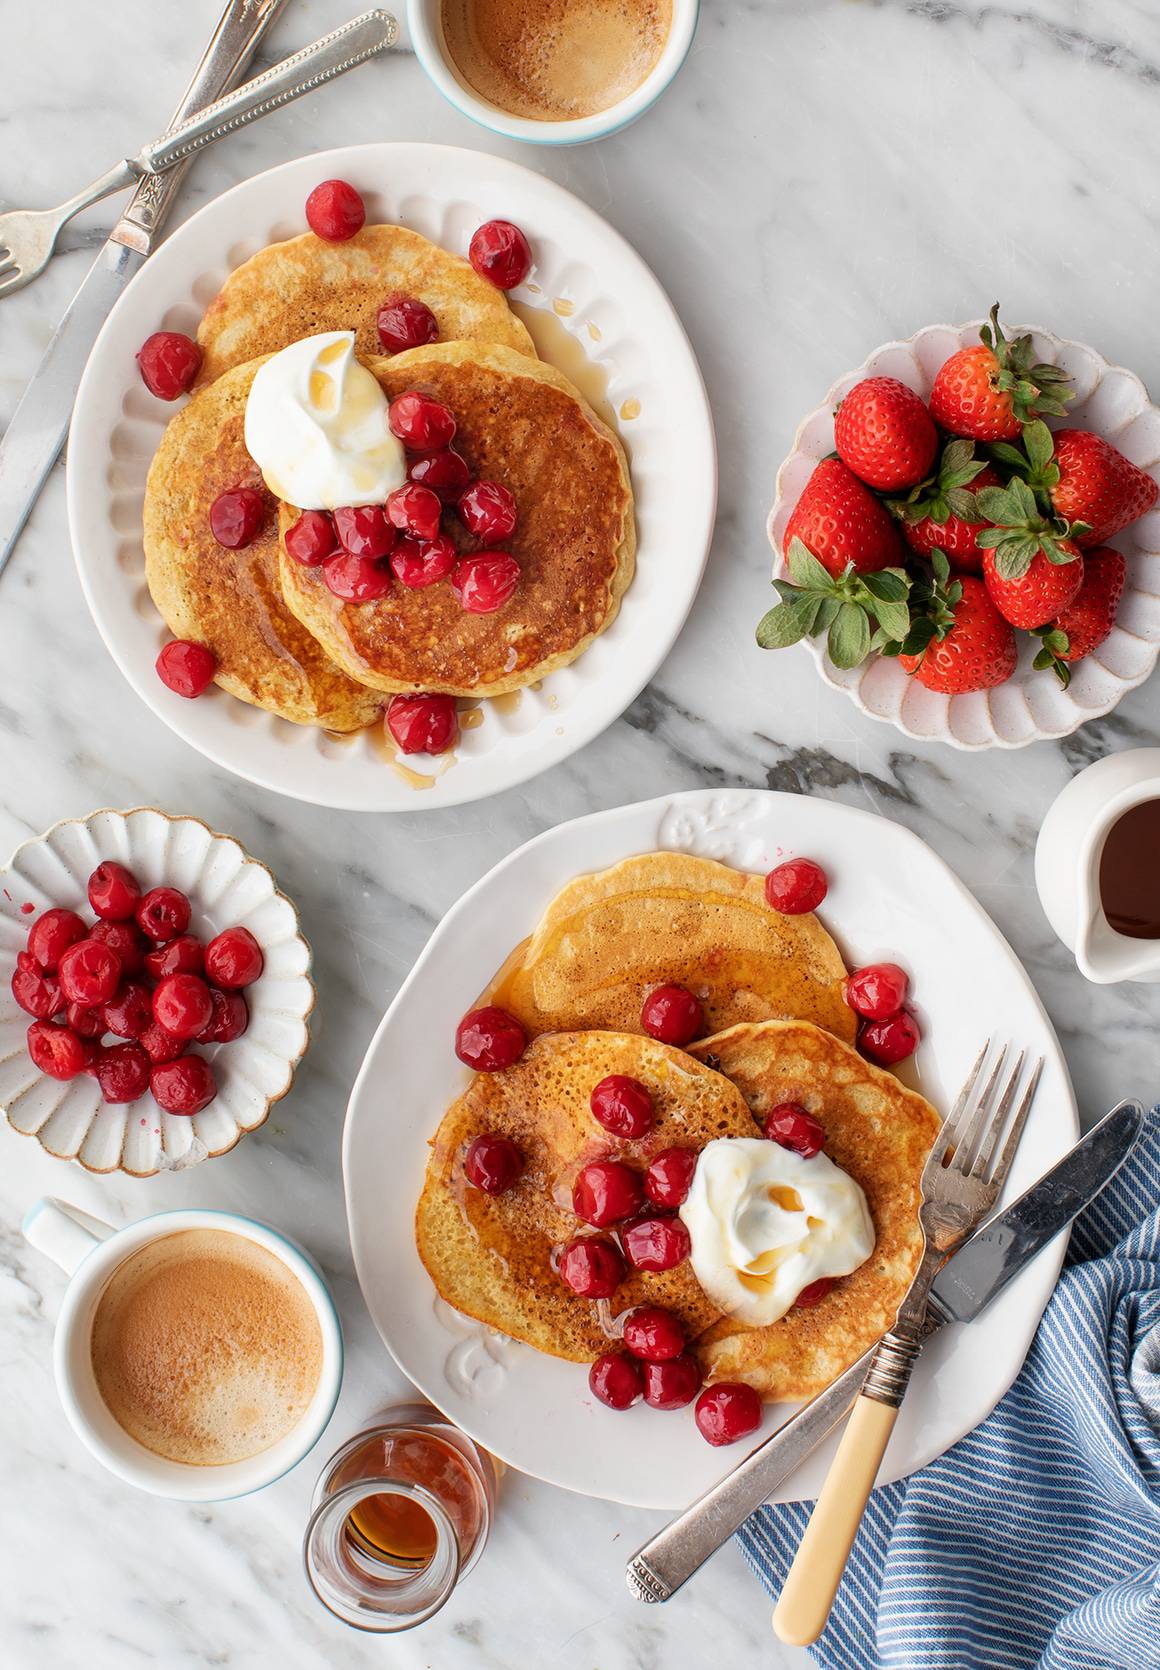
[[625, 1097, 1147, 1605], [0, 0, 289, 577]]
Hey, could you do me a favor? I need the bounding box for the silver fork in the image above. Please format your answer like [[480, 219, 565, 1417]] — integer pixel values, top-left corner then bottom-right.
[[772, 1041, 1042, 1646], [0, 8, 397, 300]]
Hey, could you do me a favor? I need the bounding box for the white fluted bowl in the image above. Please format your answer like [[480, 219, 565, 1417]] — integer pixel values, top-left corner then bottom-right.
[[767, 322, 1160, 748], [0, 809, 313, 1176]]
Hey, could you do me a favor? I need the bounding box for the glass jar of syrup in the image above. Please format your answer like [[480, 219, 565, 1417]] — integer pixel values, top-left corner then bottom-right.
[[303, 1403, 496, 1631]]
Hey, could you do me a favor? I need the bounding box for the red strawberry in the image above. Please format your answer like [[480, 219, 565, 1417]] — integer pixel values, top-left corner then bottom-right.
[[982, 546, 1084, 629], [888, 439, 999, 572], [1049, 430, 1158, 548], [783, 457, 904, 577], [929, 305, 1073, 442], [900, 575, 1016, 694], [1034, 548, 1127, 686], [834, 377, 937, 492]]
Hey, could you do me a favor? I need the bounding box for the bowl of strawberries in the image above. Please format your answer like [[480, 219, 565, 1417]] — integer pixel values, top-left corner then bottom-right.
[[760, 308, 1160, 748]]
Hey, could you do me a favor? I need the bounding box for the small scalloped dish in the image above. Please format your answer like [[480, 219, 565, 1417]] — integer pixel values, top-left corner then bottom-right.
[[768, 322, 1160, 749], [0, 809, 313, 1176]]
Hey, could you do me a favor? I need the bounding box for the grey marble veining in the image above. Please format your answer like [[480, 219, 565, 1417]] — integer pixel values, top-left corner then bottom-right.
[[3, 1, 1160, 1666]]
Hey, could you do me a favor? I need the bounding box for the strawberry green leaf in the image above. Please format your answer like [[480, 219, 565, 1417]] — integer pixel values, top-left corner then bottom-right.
[[815, 595, 842, 633], [828, 602, 872, 668], [873, 597, 912, 641], [786, 538, 835, 592], [944, 487, 981, 520], [860, 568, 910, 604], [756, 596, 820, 650], [931, 549, 951, 586], [988, 440, 1029, 472], [1022, 419, 1055, 474]]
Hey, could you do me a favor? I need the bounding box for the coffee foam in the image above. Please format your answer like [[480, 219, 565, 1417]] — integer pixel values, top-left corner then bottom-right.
[[440, 0, 671, 122], [90, 1228, 324, 1467]]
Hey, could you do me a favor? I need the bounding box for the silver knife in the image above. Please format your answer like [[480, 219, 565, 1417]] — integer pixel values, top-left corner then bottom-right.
[[626, 1096, 1147, 1604], [0, 0, 289, 577]]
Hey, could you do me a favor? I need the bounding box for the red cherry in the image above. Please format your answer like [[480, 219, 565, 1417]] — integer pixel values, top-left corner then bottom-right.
[[558, 1236, 625, 1298], [67, 1001, 106, 1039], [386, 693, 459, 755], [388, 392, 457, 452], [322, 551, 393, 602], [390, 534, 457, 589], [95, 1041, 151, 1104], [136, 331, 202, 400], [27, 908, 86, 972], [622, 1306, 685, 1363], [88, 862, 141, 922], [644, 1147, 697, 1209], [136, 887, 191, 943], [377, 292, 439, 354], [144, 934, 204, 981], [590, 1074, 654, 1140], [102, 980, 154, 1041], [139, 1020, 186, 1065], [642, 1353, 702, 1410], [455, 1006, 526, 1071], [305, 179, 365, 242], [26, 1021, 86, 1081], [795, 1277, 836, 1308], [762, 1102, 825, 1158], [452, 552, 521, 614], [622, 1215, 691, 1272], [844, 962, 909, 1021], [333, 503, 395, 559], [859, 1010, 921, 1065], [458, 480, 518, 544], [764, 857, 828, 915], [285, 509, 339, 566], [11, 951, 64, 1019], [155, 639, 217, 698], [463, 1133, 523, 1195], [694, 1382, 763, 1447], [640, 984, 702, 1045], [386, 483, 442, 542], [90, 919, 147, 975], [210, 487, 265, 550], [197, 988, 249, 1045], [410, 448, 471, 501], [153, 973, 213, 1040], [151, 1054, 217, 1115], [588, 1352, 643, 1410], [204, 926, 264, 990], [469, 220, 532, 290], [58, 940, 121, 1006], [573, 1160, 644, 1228]]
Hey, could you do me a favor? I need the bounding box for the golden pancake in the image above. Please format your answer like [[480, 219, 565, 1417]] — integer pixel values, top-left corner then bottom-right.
[[143, 359, 383, 731], [687, 1020, 940, 1400], [196, 224, 535, 383], [415, 1031, 759, 1361], [278, 342, 635, 697], [492, 853, 856, 1044]]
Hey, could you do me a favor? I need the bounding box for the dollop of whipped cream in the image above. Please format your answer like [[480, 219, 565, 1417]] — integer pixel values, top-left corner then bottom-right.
[[243, 330, 405, 510], [679, 1137, 874, 1326]]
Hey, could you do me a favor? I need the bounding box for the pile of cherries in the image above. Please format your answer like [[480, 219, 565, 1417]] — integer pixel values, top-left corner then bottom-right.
[[10, 861, 264, 1116], [139, 178, 536, 762]]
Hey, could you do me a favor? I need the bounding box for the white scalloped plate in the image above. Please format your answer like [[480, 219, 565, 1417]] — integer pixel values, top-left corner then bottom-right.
[[343, 789, 1076, 1507], [768, 323, 1160, 749], [66, 143, 715, 810], [0, 809, 313, 1176]]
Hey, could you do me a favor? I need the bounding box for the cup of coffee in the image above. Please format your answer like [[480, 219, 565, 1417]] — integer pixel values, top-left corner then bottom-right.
[[408, 0, 699, 144], [23, 1199, 343, 1501]]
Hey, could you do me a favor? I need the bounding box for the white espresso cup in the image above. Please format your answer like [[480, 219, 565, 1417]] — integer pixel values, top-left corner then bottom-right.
[[23, 1199, 344, 1502], [407, 0, 700, 145]]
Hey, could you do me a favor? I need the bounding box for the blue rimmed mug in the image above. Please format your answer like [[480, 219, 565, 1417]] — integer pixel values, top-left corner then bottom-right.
[[407, 0, 700, 145], [23, 1199, 343, 1501]]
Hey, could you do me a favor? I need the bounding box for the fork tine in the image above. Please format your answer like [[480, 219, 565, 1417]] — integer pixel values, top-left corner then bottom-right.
[[969, 1049, 1024, 1177], [985, 1056, 1043, 1193], [952, 1043, 1009, 1173], [927, 1039, 989, 1167], [0, 266, 25, 297]]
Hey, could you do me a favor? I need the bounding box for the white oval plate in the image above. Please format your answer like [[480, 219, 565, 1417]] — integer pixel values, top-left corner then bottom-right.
[[768, 323, 1160, 749], [343, 789, 1076, 1508], [0, 808, 313, 1177], [67, 143, 715, 811]]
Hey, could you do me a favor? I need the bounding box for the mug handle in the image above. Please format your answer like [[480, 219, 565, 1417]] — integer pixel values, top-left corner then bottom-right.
[[23, 1198, 116, 1276]]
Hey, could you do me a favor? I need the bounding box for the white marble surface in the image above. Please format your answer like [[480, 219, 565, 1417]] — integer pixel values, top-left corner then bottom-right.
[[3, 1, 1160, 1665]]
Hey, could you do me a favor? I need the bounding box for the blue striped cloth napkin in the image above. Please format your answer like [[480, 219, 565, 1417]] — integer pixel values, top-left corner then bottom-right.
[[739, 1108, 1160, 1670]]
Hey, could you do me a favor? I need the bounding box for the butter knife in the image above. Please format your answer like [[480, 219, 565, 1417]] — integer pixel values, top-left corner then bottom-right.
[[625, 1097, 1146, 1604]]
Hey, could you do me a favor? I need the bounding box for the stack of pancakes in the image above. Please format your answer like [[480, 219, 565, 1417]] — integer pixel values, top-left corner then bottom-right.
[[417, 853, 941, 1402], [142, 225, 635, 729]]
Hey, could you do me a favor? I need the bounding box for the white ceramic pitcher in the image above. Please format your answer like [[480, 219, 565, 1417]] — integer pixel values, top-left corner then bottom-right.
[[1035, 748, 1160, 984]]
